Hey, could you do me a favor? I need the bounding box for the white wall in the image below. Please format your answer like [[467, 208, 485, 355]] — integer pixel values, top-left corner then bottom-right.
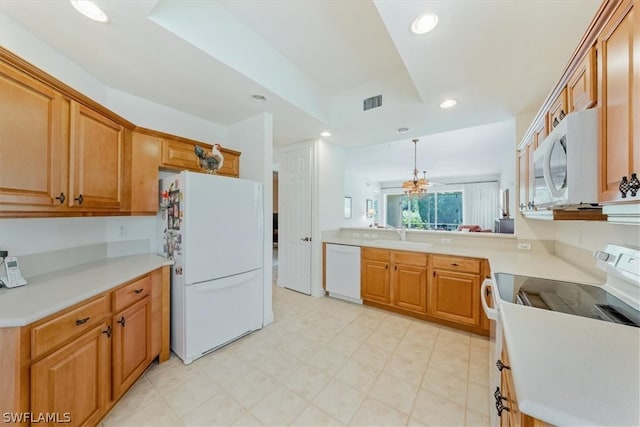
[[313, 140, 345, 296], [343, 172, 380, 228], [228, 113, 274, 325], [105, 88, 228, 145]]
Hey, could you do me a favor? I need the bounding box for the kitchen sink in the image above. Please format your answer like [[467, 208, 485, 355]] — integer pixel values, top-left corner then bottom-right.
[[369, 240, 433, 251]]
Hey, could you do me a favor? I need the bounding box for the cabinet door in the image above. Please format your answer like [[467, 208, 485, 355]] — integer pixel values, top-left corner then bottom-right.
[[598, 0, 639, 202], [392, 264, 427, 313], [547, 87, 568, 131], [217, 147, 241, 178], [112, 296, 152, 399], [0, 61, 65, 209], [160, 138, 201, 171], [31, 322, 110, 427], [361, 259, 390, 304], [430, 270, 480, 326], [517, 149, 528, 211], [568, 45, 597, 113], [69, 102, 124, 209], [129, 132, 160, 214]]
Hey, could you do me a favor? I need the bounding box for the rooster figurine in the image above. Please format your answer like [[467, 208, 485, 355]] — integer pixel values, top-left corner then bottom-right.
[[194, 144, 224, 174]]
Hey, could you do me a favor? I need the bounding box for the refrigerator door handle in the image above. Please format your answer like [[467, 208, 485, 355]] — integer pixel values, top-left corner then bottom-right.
[[191, 271, 260, 292]]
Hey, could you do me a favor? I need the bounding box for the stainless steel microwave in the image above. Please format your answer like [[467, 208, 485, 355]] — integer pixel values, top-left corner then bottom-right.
[[532, 108, 599, 209]]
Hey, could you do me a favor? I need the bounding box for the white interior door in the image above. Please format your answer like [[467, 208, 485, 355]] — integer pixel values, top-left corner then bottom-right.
[[279, 144, 312, 295]]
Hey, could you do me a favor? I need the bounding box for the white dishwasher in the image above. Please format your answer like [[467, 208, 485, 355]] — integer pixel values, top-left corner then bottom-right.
[[325, 244, 362, 303]]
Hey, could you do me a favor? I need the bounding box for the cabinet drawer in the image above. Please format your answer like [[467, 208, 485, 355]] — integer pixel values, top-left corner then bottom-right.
[[31, 295, 109, 359], [362, 247, 390, 262], [431, 255, 481, 274], [393, 251, 427, 267], [113, 275, 152, 313]]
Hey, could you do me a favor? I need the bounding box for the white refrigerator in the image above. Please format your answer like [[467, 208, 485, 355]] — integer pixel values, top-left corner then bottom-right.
[[159, 171, 264, 365]]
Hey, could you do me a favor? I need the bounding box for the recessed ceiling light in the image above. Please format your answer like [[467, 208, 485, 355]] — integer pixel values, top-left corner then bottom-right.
[[397, 127, 409, 133], [320, 131, 331, 137], [70, 0, 108, 23], [440, 99, 457, 109], [411, 13, 438, 35], [251, 94, 267, 102]]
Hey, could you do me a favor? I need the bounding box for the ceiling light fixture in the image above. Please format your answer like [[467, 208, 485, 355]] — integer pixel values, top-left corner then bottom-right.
[[397, 127, 409, 133], [70, 0, 108, 23], [251, 94, 267, 102], [411, 13, 438, 35], [440, 99, 457, 109], [320, 131, 331, 137], [402, 139, 429, 197]]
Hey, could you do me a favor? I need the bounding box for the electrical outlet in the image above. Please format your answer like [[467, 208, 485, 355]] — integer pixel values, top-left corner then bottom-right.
[[441, 238, 451, 244], [353, 232, 360, 237], [518, 243, 532, 250], [119, 226, 126, 238]]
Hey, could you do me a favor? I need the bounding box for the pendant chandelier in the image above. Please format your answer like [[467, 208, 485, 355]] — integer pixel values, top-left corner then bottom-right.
[[402, 138, 429, 197]]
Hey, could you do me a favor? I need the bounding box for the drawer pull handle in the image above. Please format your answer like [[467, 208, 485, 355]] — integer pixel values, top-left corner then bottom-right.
[[496, 360, 510, 371], [75, 317, 90, 326], [74, 194, 84, 205], [55, 192, 66, 204], [117, 316, 126, 327], [133, 288, 144, 294], [102, 326, 112, 338], [451, 263, 459, 267], [385, 264, 388, 270]]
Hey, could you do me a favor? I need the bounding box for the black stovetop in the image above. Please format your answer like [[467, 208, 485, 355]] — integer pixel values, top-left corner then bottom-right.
[[494, 273, 640, 327]]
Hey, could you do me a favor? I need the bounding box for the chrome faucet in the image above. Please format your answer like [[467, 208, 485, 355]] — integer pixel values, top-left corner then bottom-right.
[[386, 225, 407, 241]]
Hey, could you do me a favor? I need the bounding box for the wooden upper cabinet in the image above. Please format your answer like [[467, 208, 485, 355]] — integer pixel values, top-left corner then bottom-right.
[[598, 0, 639, 203], [568, 45, 598, 113], [161, 137, 200, 171], [161, 137, 241, 178], [218, 147, 241, 178], [547, 87, 568, 131], [533, 117, 547, 145], [0, 61, 66, 209], [69, 102, 124, 210], [129, 132, 160, 214]]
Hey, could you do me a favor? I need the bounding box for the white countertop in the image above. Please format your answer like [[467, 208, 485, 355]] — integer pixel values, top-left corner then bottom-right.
[[324, 236, 602, 285], [324, 235, 640, 425], [0, 254, 172, 327], [501, 302, 640, 427]]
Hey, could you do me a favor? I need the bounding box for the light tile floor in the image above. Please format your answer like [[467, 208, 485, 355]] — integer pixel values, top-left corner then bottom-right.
[[101, 273, 491, 427]]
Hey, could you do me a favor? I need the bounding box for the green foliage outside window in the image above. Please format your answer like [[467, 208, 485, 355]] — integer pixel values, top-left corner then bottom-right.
[[389, 191, 463, 230]]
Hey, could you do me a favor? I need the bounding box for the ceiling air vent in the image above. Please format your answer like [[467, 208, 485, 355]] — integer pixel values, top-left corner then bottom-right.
[[363, 94, 382, 111]]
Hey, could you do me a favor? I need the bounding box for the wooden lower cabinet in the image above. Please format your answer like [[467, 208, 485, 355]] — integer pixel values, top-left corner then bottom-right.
[[361, 259, 390, 304], [111, 296, 152, 399], [498, 341, 549, 427], [31, 322, 110, 427], [0, 267, 169, 426], [392, 252, 428, 313], [430, 270, 480, 326], [360, 248, 487, 335]]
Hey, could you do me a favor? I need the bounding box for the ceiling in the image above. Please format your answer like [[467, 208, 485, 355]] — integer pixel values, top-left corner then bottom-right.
[[0, 0, 602, 181]]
